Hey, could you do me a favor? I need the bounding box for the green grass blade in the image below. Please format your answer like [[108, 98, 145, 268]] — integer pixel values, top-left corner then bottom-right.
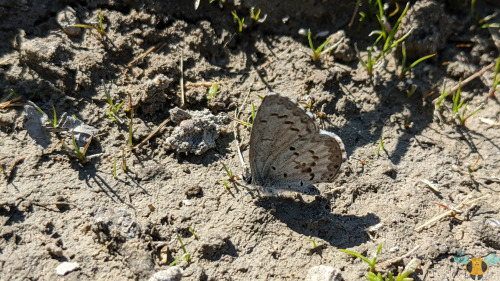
[[104, 82, 114, 108], [82, 136, 92, 157], [384, 2, 410, 51], [115, 100, 125, 113], [169, 253, 190, 266], [52, 105, 57, 128], [72, 131, 82, 156], [108, 106, 118, 122], [339, 249, 373, 265], [251, 101, 256, 123], [408, 53, 435, 69], [122, 147, 127, 172], [98, 8, 103, 31], [308, 29, 316, 53], [315, 37, 331, 54]]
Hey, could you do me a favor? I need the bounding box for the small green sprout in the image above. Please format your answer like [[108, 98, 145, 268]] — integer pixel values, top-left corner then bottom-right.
[[471, 0, 478, 23], [366, 258, 421, 281], [50, 105, 57, 128], [222, 179, 230, 189], [73, 8, 106, 36], [404, 114, 413, 129], [231, 11, 245, 33], [340, 243, 383, 273], [374, 0, 389, 39], [122, 147, 127, 172], [406, 84, 417, 97], [481, 22, 500, 29], [188, 224, 197, 239], [175, 232, 191, 263], [221, 161, 241, 190], [29, 101, 48, 118], [28, 102, 58, 128], [210, 0, 225, 3], [452, 85, 464, 115], [489, 54, 500, 98], [377, 135, 386, 156], [342, 244, 420, 281], [233, 101, 256, 128], [221, 161, 237, 182], [435, 82, 450, 110], [170, 253, 191, 266], [452, 87, 484, 126], [400, 42, 436, 79], [307, 29, 344, 62], [356, 2, 412, 75], [207, 82, 218, 101], [251, 101, 256, 123], [61, 131, 93, 163], [357, 11, 367, 32], [307, 238, 318, 249], [250, 7, 262, 22], [104, 82, 125, 123]]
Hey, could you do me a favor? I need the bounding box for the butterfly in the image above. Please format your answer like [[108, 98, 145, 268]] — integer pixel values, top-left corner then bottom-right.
[[249, 92, 347, 195]]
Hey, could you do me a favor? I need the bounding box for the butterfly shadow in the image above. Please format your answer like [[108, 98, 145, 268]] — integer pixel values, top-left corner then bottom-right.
[[255, 196, 380, 248]]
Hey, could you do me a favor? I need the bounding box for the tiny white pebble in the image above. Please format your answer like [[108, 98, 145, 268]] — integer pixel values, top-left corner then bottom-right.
[[56, 262, 80, 276]]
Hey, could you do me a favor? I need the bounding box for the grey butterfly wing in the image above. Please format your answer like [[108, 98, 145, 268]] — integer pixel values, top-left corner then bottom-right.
[[250, 93, 316, 185], [249, 92, 346, 194]]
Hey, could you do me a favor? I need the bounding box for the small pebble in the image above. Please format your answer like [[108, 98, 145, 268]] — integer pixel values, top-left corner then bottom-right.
[[305, 265, 343, 281], [56, 6, 81, 36], [56, 262, 81, 276], [184, 185, 202, 197], [148, 266, 183, 281]]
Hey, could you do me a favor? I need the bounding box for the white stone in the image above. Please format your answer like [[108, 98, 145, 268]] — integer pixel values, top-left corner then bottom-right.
[[305, 265, 343, 281], [56, 262, 81, 276], [148, 266, 183, 281]]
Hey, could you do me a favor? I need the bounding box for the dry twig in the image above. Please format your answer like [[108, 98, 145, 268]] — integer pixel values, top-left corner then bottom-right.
[[132, 118, 170, 150], [432, 62, 495, 104], [415, 195, 488, 231]]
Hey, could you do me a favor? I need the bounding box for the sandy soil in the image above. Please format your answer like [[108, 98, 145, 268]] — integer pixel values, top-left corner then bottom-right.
[[1, 1, 499, 280]]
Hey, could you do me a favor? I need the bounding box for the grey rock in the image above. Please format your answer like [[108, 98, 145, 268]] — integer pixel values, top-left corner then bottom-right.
[[329, 30, 354, 63], [479, 218, 500, 249], [148, 266, 183, 281], [57, 6, 81, 36], [396, 0, 451, 60], [170, 107, 192, 124], [165, 109, 229, 155], [20, 36, 71, 90], [92, 207, 139, 242], [305, 265, 343, 281], [199, 232, 230, 259], [23, 105, 51, 148]]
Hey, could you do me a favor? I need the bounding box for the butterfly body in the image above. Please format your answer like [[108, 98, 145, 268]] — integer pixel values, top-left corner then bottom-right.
[[249, 92, 347, 195]]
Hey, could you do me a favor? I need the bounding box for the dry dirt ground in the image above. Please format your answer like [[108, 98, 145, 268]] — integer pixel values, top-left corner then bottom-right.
[[1, 1, 500, 280]]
